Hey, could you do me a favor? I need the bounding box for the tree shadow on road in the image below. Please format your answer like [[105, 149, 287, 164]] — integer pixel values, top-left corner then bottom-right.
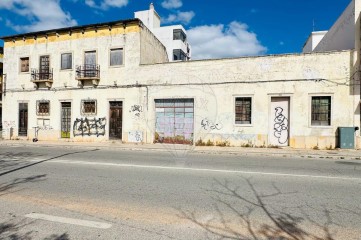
[[0, 175, 71, 240], [0, 174, 46, 197], [0, 148, 100, 177], [180, 177, 342, 240], [0, 152, 45, 174]]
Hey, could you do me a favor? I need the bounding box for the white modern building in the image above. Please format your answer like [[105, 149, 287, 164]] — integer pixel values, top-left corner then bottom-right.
[[135, 4, 191, 61], [303, 0, 356, 53]]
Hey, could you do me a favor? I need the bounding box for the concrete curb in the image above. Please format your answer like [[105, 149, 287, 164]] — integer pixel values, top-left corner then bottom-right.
[[0, 140, 360, 160]]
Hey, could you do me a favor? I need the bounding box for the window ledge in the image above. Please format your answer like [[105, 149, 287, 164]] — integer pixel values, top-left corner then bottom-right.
[[309, 125, 333, 129], [234, 124, 253, 127], [109, 65, 124, 69]]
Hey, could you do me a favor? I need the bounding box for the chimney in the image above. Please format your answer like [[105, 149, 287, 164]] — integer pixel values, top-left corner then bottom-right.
[[150, 3, 154, 10]]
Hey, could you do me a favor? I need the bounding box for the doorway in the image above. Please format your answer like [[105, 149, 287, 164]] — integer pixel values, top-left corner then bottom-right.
[[269, 97, 290, 147], [109, 101, 123, 140], [18, 103, 28, 136], [61, 102, 71, 138]]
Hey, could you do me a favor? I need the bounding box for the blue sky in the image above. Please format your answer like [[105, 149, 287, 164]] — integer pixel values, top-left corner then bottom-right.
[[0, 0, 351, 59]]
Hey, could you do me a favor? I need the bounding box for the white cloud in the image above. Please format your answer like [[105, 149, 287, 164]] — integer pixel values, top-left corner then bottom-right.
[[0, 0, 77, 32], [161, 0, 182, 9], [163, 11, 195, 25], [84, 0, 128, 10], [188, 21, 267, 60]]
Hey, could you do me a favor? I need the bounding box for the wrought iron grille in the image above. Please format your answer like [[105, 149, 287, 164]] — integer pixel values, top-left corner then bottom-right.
[[311, 96, 331, 126], [76, 65, 100, 79], [235, 97, 252, 124], [81, 99, 97, 115], [36, 100, 50, 116], [31, 69, 53, 81]]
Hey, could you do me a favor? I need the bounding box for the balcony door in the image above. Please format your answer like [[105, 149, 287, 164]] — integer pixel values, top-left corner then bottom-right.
[[84, 51, 96, 77], [39, 55, 50, 80]]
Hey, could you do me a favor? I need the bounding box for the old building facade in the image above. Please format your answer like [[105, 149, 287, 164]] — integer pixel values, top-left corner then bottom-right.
[[1, 1, 361, 149]]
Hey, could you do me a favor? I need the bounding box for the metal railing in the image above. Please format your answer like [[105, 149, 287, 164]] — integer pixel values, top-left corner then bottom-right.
[[76, 64, 100, 79], [31, 68, 53, 81]]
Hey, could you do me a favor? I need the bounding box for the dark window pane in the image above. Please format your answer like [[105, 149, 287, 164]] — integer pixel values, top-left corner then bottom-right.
[[20, 57, 29, 72], [311, 96, 331, 126], [235, 97, 252, 124]]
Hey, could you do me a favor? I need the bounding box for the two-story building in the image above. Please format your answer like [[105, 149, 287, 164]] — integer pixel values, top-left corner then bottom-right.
[[1, 0, 361, 149]]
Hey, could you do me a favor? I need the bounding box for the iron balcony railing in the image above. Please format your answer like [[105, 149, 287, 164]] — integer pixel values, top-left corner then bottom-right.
[[31, 68, 53, 81], [76, 64, 100, 79]]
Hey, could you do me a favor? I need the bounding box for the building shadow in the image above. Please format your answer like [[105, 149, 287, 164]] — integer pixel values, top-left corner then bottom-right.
[[179, 177, 343, 240]]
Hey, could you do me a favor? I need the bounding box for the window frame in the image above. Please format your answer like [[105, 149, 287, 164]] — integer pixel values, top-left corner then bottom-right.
[[36, 100, 50, 116], [309, 94, 333, 128], [173, 49, 187, 61], [109, 48, 124, 67], [81, 99, 97, 116], [173, 29, 187, 42], [60, 52, 73, 70], [234, 96, 253, 126], [19, 56, 30, 73], [83, 50, 97, 66]]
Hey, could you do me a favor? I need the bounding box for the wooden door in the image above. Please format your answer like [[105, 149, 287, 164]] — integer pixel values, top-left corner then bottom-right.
[[39, 55, 50, 79], [84, 51, 96, 77], [18, 103, 28, 136], [61, 102, 71, 138], [109, 102, 122, 139]]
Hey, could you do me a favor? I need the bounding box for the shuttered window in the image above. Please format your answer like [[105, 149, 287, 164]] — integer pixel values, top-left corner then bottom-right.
[[20, 57, 29, 72], [110, 48, 123, 66], [235, 97, 252, 124], [85, 51, 96, 66], [61, 53, 72, 70]]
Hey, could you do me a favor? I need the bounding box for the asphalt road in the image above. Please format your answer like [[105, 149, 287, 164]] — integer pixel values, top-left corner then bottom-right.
[[0, 145, 361, 240]]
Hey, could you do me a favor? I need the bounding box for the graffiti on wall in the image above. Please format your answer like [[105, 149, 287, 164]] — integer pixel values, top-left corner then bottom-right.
[[201, 118, 223, 130], [129, 105, 143, 117], [73, 117, 106, 137], [36, 125, 54, 131], [273, 107, 289, 144], [128, 131, 143, 143]]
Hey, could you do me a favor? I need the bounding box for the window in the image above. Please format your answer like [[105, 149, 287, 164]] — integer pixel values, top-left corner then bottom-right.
[[173, 49, 187, 61], [61, 53, 72, 70], [311, 96, 331, 126], [20, 57, 29, 72], [81, 100, 96, 115], [110, 48, 123, 66], [37, 100, 50, 116], [235, 97, 252, 124], [173, 29, 186, 42]]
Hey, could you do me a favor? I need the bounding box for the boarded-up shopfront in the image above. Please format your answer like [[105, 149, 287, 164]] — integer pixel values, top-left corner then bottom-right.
[[154, 99, 194, 144]]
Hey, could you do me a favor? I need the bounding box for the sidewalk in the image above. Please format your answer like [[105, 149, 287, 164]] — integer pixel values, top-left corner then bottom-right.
[[0, 139, 360, 160]]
